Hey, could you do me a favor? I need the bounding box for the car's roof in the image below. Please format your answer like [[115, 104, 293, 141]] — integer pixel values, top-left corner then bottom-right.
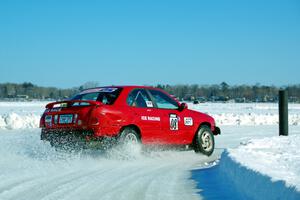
[[82, 85, 158, 90], [79, 85, 180, 105]]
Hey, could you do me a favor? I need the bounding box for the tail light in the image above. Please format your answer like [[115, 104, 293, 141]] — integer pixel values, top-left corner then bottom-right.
[[44, 115, 52, 126], [40, 115, 45, 128]]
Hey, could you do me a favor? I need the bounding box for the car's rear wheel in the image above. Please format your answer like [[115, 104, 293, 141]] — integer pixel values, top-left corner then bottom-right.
[[193, 125, 215, 156], [115, 127, 142, 158], [118, 127, 140, 145]]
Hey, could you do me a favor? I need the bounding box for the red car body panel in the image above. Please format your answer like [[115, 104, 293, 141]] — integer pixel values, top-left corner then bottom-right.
[[40, 86, 219, 145]]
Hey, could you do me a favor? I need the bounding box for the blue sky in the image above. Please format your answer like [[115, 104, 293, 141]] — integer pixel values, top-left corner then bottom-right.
[[0, 0, 299, 88]]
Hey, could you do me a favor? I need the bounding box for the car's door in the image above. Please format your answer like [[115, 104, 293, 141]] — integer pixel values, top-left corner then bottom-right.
[[127, 89, 163, 144], [148, 89, 193, 144]]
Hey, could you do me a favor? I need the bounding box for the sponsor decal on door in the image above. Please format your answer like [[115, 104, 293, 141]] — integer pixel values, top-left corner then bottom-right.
[[170, 114, 178, 130], [141, 116, 161, 121], [184, 117, 193, 126]]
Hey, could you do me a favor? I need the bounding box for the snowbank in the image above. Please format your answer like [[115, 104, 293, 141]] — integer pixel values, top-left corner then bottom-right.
[[192, 135, 300, 199], [0, 113, 40, 129], [0, 101, 45, 130], [228, 135, 300, 191], [192, 151, 300, 200]]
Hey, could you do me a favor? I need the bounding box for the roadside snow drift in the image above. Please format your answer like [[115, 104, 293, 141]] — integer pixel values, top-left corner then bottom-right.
[[0, 101, 45, 130], [229, 135, 300, 191], [192, 135, 300, 200], [0, 113, 40, 129]]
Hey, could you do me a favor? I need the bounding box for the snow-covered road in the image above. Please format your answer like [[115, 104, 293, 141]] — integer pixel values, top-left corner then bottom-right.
[[0, 129, 221, 200]]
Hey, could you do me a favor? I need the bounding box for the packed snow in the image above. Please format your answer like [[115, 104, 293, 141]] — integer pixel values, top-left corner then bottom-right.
[[228, 135, 300, 191]]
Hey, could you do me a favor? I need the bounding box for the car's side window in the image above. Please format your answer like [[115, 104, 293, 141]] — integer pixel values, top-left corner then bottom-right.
[[149, 90, 178, 109], [127, 89, 154, 108], [72, 88, 123, 105], [81, 93, 99, 101]]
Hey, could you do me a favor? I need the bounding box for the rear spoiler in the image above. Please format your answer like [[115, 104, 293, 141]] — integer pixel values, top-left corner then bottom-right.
[[46, 100, 103, 109]]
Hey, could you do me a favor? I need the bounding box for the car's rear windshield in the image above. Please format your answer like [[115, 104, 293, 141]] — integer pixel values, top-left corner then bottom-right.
[[71, 87, 122, 105]]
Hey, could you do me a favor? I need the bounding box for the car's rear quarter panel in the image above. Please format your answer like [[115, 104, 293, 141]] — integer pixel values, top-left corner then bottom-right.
[[92, 105, 135, 137]]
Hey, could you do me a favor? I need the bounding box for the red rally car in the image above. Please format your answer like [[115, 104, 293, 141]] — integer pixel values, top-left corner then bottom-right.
[[40, 86, 220, 156]]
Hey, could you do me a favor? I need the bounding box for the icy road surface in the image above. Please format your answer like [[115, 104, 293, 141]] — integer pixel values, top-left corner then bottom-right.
[[0, 129, 220, 200]]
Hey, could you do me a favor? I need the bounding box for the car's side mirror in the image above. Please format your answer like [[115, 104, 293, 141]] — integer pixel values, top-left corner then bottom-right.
[[179, 103, 188, 111]]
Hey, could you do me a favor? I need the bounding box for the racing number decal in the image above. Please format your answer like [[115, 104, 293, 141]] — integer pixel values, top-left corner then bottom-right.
[[170, 114, 178, 131]]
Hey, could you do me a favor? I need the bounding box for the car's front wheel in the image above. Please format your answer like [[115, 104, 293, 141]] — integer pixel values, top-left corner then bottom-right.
[[193, 125, 215, 156]]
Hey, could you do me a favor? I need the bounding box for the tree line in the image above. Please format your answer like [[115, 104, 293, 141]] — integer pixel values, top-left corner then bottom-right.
[[0, 82, 76, 100], [156, 82, 300, 102], [0, 82, 100, 100], [0, 82, 299, 102]]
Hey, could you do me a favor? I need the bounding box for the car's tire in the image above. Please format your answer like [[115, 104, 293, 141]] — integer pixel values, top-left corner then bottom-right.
[[193, 125, 215, 156], [118, 127, 141, 146]]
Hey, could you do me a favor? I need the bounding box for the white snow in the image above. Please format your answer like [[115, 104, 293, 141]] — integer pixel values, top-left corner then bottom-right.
[[0, 101, 300, 199], [228, 135, 300, 191]]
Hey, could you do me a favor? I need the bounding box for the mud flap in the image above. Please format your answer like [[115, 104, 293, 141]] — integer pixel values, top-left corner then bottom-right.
[[213, 127, 221, 135]]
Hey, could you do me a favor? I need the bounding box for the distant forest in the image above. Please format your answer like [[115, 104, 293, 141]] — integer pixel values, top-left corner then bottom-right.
[[0, 82, 300, 103], [157, 82, 300, 103]]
